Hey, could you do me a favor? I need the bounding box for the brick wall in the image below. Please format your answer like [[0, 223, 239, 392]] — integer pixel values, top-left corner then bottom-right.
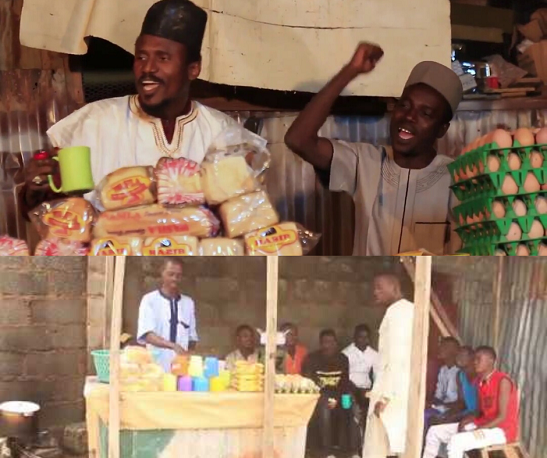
[[0, 257, 88, 430], [122, 257, 404, 358]]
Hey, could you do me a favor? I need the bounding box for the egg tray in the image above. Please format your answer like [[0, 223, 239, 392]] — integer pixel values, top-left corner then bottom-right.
[[448, 140, 547, 182], [455, 215, 547, 246], [450, 168, 546, 202], [457, 237, 547, 256], [454, 190, 547, 225]]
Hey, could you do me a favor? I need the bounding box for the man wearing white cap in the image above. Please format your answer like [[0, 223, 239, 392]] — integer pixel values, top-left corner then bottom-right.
[[285, 43, 464, 255]]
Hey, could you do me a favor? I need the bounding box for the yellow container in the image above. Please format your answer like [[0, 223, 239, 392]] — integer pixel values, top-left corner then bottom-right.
[[162, 373, 177, 392], [210, 376, 226, 392], [219, 369, 231, 387]]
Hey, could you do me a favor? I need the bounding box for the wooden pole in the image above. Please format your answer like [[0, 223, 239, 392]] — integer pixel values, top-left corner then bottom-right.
[[108, 257, 126, 458], [403, 256, 432, 458], [401, 258, 462, 342], [262, 257, 279, 458], [492, 257, 504, 351], [104, 258, 115, 348]]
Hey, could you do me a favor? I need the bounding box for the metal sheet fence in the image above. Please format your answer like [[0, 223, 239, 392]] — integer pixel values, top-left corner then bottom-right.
[[454, 258, 547, 458]]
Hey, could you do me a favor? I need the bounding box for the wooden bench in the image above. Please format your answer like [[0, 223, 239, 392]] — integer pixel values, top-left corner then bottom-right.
[[478, 442, 529, 458]]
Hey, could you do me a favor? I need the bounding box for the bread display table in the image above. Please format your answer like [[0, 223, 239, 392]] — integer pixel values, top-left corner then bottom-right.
[[84, 377, 319, 458]]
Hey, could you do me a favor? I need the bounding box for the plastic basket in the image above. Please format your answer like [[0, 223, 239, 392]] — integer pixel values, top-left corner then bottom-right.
[[91, 349, 111, 383], [91, 348, 162, 384]]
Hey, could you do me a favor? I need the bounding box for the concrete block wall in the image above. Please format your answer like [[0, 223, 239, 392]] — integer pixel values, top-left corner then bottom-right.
[[122, 257, 403, 358], [0, 257, 88, 430]]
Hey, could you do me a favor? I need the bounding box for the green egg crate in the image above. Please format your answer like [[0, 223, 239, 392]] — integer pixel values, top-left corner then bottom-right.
[[455, 215, 547, 246], [450, 168, 546, 202], [458, 236, 547, 256], [454, 191, 547, 226], [447, 141, 547, 183]]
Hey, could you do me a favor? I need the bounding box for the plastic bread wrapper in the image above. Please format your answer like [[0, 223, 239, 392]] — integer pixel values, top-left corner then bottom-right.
[[29, 197, 96, 243], [34, 238, 90, 256], [93, 204, 221, 239], [142, 235, 198, 256], [219, 191, 279, 239], [155, 157, 205, 207], [95, 166, 156, 211], [90, 237, 143, 256], [201, 126, 271, 205], [199, 238, 245, 256], [244, 222, 321, 256], [0, 236, 30, 256]]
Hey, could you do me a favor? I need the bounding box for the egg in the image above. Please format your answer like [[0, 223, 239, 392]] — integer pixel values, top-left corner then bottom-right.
[[502, 175, 519, 195], [495, 249, 507, 256], [513, 127, 535, 147], [528, 219, 544, 239], [538, 244, 547, 256], [512, 199, 527, 217], [530, 151, 544, 168], [491, 129, 513, 149], [535, 127, 547, 144], [506, 222, 522, 241], [507, 153, 522, 170], [466, 164, 475, 178], [466, 215, 474, 225], [487, 155, 501, 172], [542, 183, 547, 191], [535, 196, 547, 214], [492, 201, 506, 218], [478, 160, 485, 174], [516, 244, 530, 256], [524, 172, 541, 193]]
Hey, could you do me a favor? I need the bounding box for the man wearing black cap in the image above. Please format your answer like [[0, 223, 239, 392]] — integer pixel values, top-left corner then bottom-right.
[[285, 42, 464, 256], [22, 0, 239, 211]]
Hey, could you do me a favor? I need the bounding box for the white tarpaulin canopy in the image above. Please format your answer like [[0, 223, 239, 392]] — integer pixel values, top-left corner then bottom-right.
[[19, 0, 451, 97]]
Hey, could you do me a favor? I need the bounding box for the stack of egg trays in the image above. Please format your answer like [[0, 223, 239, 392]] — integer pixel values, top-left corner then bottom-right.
[[457, 238, 547, 256], [456, 214, 547, 255], [453, 190, 547, 227], [448, 142, 547, 202]]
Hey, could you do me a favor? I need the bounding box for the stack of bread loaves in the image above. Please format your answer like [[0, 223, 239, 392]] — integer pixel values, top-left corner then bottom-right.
[[449, 127, 547, 256], [21, 126, 320, 256]]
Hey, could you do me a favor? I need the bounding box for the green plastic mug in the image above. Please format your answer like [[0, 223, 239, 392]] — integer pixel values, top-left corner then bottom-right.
[[341, 394, 352, 410], [48, 146, 94, 194]]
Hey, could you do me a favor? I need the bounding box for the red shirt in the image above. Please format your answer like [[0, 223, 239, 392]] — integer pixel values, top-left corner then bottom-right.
[[475, 370, 519, 442], [284, 344, 308, 375]]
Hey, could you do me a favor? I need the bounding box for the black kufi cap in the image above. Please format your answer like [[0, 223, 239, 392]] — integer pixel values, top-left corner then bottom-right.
[[140, 0, 207, 61]]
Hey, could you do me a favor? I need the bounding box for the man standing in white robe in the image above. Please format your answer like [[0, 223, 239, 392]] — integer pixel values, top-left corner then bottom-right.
[[285, 42, 464, 255], [362, 273, 414, 458], [21, 0, 240, 212]]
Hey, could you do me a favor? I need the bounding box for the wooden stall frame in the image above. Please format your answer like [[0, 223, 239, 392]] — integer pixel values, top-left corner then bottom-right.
[[401, 258, 461, 342], [104, 256, 435, 458], [402, 257, 432, 458]]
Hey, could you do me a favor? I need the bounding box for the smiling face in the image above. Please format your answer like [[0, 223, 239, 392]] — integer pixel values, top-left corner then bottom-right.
[[389, 83, 451, 157], [133, 34, 200, 117]]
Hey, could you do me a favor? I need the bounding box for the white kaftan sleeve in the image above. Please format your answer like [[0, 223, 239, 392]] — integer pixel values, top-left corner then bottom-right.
[[137, 295, 156, 344]]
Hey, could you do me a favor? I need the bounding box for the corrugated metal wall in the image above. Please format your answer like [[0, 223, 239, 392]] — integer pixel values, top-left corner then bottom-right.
[[453, 258, 547, 458], [257, 107, 544, 255], [0, 0, 84, 243]]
